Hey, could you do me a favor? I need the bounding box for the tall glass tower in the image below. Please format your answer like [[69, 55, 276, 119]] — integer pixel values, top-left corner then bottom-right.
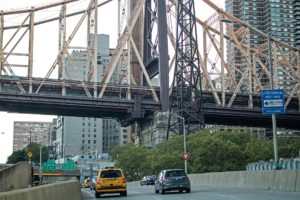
[[294, 0, 300, 47], [225, 0, 298, 90]]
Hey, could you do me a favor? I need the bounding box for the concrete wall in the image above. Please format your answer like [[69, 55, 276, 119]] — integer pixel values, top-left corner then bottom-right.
[[127, 170, 300, 192], [0, 162, 31, 192], [0, 180, 81, 200], [188, 170, 300, 192]]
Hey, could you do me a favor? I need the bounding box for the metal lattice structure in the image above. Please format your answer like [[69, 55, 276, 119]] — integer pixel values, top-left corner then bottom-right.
[[0, 0, 300, 135], [167, 0, 205, 138]]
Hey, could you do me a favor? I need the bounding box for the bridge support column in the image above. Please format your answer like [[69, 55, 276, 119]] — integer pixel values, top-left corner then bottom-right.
[[157, 0, 169, 111], [58, 1, 67, 96], [0, 12, 3, 92], [133, 111, 170, 147], [28, 8, 34, 94]]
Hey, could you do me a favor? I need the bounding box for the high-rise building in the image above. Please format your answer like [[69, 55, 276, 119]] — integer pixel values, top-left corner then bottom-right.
[[13, 121, 51, 151], [225, 0, 297, 90], [56, 34, 127, 159], [226, 0, 296, 46], [48, 118, 57, 159], [294, 0, 300, 47]]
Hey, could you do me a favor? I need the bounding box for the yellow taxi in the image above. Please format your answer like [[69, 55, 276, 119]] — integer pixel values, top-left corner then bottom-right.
[[94, 167, 127, 198]]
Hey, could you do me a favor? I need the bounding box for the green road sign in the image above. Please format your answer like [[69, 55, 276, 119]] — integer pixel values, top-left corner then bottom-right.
[[62, 160, 75, 170], [42, 159, 56, 171]]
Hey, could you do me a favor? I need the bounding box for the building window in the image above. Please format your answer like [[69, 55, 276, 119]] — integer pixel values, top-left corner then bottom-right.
[[88, 134, 90, 137], [94, 140, 96, 144], [88, 140, 90, 144], [82, 134, 85, 138], [82, 140, 85, 144], [94, 134, 96, 138], [82, 123, 85, 126]]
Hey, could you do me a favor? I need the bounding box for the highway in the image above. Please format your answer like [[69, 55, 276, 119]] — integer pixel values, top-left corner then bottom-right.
[[81, 185, 300, 200]]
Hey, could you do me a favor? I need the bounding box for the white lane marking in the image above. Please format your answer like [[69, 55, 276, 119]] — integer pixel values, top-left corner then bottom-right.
[[81, 189, 94, 198], [152, 195, 163, 200]]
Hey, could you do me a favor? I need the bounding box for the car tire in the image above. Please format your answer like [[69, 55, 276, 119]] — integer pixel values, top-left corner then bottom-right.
[[186, 189, 191, 193], [95, 192, 101, 198], [120, 191, 127, 196], [161, 189, 165, 194]]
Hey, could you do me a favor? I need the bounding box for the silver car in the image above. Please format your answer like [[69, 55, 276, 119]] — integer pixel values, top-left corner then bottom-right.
[[154, 169, 191, 194]]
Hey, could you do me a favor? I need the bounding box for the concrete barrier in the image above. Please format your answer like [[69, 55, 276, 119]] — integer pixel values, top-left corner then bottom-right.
[[188, 169, 300, 192], [0, 162, 31, 192], [0, 180, 81, 200]]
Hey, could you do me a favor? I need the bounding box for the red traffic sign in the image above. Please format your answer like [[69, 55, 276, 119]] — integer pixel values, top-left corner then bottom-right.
[[183, 152, 189, 160]]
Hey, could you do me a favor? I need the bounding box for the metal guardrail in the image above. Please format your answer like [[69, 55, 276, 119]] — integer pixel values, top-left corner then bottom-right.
[[246, 160, 300, 171]]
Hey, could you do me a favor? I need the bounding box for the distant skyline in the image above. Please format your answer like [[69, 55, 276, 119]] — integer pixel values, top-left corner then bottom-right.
[[0, 0, 225, 163]]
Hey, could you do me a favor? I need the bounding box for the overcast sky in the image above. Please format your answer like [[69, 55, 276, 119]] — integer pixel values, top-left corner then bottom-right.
[[0, 0, 224, 163]]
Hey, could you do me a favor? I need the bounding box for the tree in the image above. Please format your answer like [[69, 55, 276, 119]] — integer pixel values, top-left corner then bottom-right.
[[278, 137, 300, 159], [188, 133, 245, 173], [6, 143, 49, 164], [111, 143, 149, 181], [110, 130, 300, 179], [6, 149, 27, 164]]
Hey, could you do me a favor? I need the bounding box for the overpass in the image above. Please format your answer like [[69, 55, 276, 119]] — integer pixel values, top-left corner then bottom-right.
[[0, 77, 299, 129]]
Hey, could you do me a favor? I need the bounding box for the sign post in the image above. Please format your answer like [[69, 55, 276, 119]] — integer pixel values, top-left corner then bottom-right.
[[261, 89, 285, 169], [183, 152, 189, 161]]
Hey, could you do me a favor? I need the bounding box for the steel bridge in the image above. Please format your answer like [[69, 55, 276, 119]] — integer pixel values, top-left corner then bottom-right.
[[0, 0, 300, 130]]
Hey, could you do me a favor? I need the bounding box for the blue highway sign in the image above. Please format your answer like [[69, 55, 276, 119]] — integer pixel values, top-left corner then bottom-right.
[[261, 89, 285, 114]]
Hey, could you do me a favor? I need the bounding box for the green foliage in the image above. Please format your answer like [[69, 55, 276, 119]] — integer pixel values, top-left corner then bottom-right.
[[6, 142, 49, 164], [111, 130, 300, 181], [6, 150, 27, 164], [278, 137, 300, 158], [111, 143, 149, 181]]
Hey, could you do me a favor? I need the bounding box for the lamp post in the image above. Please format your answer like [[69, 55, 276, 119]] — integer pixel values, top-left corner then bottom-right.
[[169, 112, 187, 174], [39, 145, 42, 185]]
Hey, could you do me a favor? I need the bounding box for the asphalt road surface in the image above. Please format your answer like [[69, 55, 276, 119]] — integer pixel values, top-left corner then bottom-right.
[[81, 185, 300, 200]]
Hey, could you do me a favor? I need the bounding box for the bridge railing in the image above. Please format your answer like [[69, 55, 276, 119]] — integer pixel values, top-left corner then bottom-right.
[[246, 160, 300, 171]]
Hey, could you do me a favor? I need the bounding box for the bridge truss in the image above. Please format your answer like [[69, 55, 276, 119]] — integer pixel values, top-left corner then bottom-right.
[[0, 0, 300, 128]]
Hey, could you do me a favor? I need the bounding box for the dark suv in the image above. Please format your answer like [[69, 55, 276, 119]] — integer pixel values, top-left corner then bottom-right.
[[140, 175, 156, 186], [154, 169, 191, 194]]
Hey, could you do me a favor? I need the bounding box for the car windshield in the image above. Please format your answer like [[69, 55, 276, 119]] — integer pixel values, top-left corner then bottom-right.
[[165, 170, 186, 177], [100, 170, 122, 178]]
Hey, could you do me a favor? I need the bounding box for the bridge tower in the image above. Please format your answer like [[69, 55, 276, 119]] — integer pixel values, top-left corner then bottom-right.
[[167, 0, 205, 138]]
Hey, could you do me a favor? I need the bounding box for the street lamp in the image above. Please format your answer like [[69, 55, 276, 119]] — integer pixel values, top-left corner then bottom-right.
[[39, 145, 42, 185], [168, 112, 187, 174], [267, 19, 297, 169]]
